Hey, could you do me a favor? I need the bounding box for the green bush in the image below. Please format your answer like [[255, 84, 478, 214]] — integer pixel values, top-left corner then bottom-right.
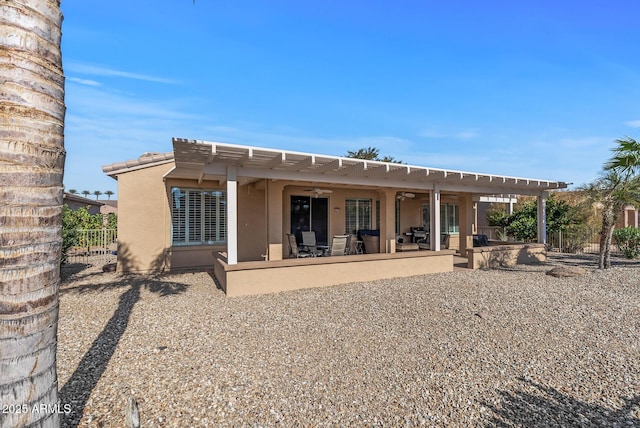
[[490, 196, 584, 242], [61, 205, 118, 265], [61, 205, 80, 265], [613, 227, 640, 259], [561, 224, 590, 253]]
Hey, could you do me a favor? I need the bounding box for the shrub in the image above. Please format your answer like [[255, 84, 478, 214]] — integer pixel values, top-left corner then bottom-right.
[[61, 205, 80, 265], [613, 227, 640, 259], [561, 224, 590, 253], [61, 205, 118, 265]]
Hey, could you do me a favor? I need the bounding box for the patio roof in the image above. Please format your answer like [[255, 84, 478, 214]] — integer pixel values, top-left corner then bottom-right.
[[103, 138, 568, 196], [165, 138, 568, 196]]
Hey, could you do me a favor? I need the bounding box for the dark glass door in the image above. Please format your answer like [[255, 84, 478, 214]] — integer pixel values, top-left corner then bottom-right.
[[291, 196, 329, 245]]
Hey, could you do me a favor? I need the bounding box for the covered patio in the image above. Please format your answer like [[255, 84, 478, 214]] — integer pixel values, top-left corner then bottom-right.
[[163, 139, 567, 295]]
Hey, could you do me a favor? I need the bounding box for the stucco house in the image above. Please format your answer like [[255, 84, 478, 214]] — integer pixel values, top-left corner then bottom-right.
[[103, 138, 568, 296], [63, 192, 104, 215]]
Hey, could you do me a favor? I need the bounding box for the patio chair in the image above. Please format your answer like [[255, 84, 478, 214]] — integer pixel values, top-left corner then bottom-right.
[[286, 233, 313, 258], [348, 234, 362, 254], [362, 234, 380, 254], [329, 234, 349, 256], [441, 233, 450, 249], [301, 231, 322, 257]]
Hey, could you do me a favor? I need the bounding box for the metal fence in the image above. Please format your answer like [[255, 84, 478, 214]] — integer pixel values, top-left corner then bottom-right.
[[477, 226, 509, 241], [479, 225, 621, 256], [547, 226, 622, 255], [66, 228, 118, 265]]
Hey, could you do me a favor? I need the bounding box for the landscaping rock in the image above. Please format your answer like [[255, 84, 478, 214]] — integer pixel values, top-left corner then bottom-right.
[[102, 263, 117, 272], [545, 266, 588, 277]]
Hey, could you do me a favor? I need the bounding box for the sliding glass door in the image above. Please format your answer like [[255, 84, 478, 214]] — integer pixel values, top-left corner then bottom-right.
[[290, 196, 329, 245]]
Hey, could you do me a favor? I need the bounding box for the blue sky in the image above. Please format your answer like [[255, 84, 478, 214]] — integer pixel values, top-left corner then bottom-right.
[[61, 0, 640, 197]]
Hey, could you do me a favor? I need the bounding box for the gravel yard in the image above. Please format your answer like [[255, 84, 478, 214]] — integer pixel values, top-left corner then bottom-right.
[[57, 254, 640, 427]]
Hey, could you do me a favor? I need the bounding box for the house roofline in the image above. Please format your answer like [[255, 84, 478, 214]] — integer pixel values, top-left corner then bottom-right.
[[63, 192, 105, 205], [102, 138, 569, 194], [102, 151, 174, 178]]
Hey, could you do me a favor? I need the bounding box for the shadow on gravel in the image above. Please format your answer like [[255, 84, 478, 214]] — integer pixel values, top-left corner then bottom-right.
[[60, 263, 92, 282], [59, 246, 190, 427], [482, 377, 640, 427], [547, 252, 640, 269]]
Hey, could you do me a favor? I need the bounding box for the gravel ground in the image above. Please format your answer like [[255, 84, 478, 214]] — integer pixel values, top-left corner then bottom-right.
[[57, 254, 640, 427]]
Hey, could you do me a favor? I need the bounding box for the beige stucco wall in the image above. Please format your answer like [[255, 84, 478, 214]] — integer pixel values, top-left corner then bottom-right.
[[216, 250, 455, 297], [116, 165, 267, 272], [117, 163, 174, 272]]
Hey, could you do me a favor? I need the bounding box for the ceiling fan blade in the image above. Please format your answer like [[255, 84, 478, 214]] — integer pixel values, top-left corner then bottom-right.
[[314, 188, 333, 194]]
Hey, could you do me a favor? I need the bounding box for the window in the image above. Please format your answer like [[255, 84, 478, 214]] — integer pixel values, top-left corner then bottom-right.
[[422, 203, 459, 234], [345, 198, 372, 234], [441, 203, 459, 234], [171, 188, 227, 245], [422, 203, 430, 233]]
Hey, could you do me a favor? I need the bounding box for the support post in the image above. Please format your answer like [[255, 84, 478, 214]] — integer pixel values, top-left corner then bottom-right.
[[458, 193, 474, 255], [379, 189, 396, 253], [430, 186, 441, 251], [227, 166, 238, 264], [266, 181, 285, 260], [537, 192, 547, 245]]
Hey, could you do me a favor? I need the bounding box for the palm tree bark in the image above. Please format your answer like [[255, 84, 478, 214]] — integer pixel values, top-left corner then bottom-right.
[[598, 204, 615, 269], [0, 1, 65, 427]]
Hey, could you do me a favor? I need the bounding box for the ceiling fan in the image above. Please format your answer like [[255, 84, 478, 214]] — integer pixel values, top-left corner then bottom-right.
[[397, 192, 416, 201], [304, 187, 334, 197]]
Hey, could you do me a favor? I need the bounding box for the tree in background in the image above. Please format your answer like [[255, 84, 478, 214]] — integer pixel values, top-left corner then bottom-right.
[[68, 188, 78, 194], [487, 194, 584, 242], [93, 190, 103, 200], [582, 171, 640, 268], [61, 206, 117, 265], [605, 136, 640, 174], [0, 0, 65, 426], [582, 137, 640, 268], [81, 190, 91, 198], [345, 146, 403, 163], [61, 205, 81, 266], [104, 190, 115, 200]]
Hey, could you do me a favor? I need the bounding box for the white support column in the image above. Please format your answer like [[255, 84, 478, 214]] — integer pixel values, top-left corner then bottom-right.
[[537, 192, 547, 245], [227, 166, 238, 265], [430, 186, 441, 251]]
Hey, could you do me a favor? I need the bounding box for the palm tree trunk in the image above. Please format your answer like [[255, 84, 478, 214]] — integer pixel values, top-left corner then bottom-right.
[[0, 1, 65, 427], [598, 205, 615, 269]]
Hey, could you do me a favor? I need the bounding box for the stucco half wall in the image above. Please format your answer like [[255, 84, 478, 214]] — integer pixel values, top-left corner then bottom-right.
[[466, 243, 546, 270], [214, 250, 455, 297]]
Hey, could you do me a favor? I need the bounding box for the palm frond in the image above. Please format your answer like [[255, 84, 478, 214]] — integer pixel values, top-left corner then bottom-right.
[[605, 136, 640, 172]]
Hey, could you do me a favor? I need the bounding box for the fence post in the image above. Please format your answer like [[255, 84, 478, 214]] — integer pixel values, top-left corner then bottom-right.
[[559, 229, 562, 253]]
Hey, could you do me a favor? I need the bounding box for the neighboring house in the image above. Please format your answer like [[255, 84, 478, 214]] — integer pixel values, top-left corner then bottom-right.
[[618, 205, 639, 228], [63, 192, 104, 215], [100, 199, 118, 215], [103, 139, 568, 296]]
